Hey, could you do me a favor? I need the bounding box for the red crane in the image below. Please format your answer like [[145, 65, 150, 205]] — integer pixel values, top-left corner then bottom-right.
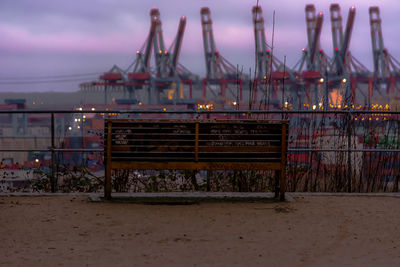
[[293, 5, 330, 109], [200, 7, 244, 105], [125, 10, 158, 104], [252, 5, 294, 107], [329, 4, 371, 107], [151, 8, 195, 103], [369, 6, 400, 101]]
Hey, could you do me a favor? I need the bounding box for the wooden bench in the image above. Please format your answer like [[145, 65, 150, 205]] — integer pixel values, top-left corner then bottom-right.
[[104, 119, 288, 200]]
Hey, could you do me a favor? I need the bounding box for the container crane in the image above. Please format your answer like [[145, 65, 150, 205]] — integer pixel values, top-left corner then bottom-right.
[[293, 5, 330, 109], [330, 4, 371, 107], [369, 6, 400, 100], [125, 11, 158, 104], [252, 5, 295, 107], [200, 7, 244, 105], [151, 8, 194, 104]]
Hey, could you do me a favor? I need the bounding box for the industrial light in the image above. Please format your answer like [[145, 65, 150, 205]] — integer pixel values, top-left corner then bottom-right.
[[83, 115, 86, 119], [79, 107, 83, 111], [138, 102, 142, 106], [77, 125, 81, 129], [232, 101, 237, 106], [312, 105, 317, 110], [163, 108, 167, 111], [35, 159, 39, 163], [91, 107, 95, 111], [74, 119, 78, 122], [342, 78, 347, 83], [319, 78, 324, 83], [68, 126, 72, 131]]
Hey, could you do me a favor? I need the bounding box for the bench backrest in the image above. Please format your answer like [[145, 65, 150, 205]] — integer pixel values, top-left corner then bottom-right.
[[105, 119, 288, 169], [104, 119, 288, 199]]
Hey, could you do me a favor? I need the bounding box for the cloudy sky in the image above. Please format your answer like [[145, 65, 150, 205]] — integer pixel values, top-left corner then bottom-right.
[[0, 0, 399, 92]]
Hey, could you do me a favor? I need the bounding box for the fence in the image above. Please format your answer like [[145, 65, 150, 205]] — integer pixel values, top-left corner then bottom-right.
[[0, 109, 399, 193]]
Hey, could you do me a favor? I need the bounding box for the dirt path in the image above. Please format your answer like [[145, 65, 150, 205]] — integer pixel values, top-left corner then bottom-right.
[[1, 195, 400, 266]]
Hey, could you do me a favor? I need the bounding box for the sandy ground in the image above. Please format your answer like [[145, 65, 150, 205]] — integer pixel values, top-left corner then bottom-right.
[[1, 195, 400, 267]]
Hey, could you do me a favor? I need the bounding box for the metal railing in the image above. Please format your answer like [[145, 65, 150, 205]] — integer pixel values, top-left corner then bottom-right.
[[1, 109, 399, 193]]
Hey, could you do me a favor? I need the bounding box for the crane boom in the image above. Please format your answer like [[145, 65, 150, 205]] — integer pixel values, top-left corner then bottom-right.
[[305, 5, 316, 54], [171, 16, 186, 72], [201, 7, 218, 79], [143, 12, 158, 71], [369, 6, 386, 78], [341, 6, 355, 65], [151, 8, 168, 77], [310, 12, 323, 67], [304, 5, 323, 70], [330, 4, 343, 51], [252, 5, 268, 80]]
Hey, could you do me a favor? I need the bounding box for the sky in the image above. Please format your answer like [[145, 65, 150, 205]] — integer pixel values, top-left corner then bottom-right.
[[0, 0, 399, 92]]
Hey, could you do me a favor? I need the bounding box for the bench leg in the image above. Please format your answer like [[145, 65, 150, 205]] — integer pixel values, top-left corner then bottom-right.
[[280, 167, 285, 201], [274, 170, 280, 199], [104, 165, 112, 200]]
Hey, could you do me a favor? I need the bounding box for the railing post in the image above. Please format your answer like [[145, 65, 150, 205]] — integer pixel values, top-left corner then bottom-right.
[[347, 110, 352, 193], [51, 112, 56, 193], [105, 120, 112, 200]]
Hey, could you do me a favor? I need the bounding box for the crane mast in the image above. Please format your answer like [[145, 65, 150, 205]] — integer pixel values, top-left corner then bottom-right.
[[151, 8, 169, 77], [369, 6, 400, 95], [305, 5, 323, 70], [252, 6, 268, 80], [201, 7, 218, 80], [369, 7, 386, 79], [341, 6, 355, 67], [330, 4, 343, 52], [330, 5, 356, 75]]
